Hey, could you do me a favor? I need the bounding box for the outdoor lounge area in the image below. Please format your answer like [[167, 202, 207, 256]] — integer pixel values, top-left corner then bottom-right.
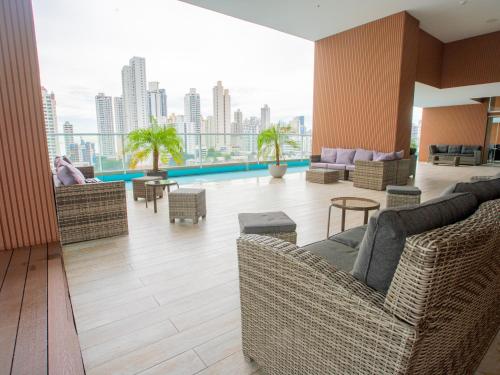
[[1, 0, 500, 375]]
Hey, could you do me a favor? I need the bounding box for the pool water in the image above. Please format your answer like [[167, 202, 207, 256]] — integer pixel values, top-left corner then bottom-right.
[[124, 166, 309, 190]]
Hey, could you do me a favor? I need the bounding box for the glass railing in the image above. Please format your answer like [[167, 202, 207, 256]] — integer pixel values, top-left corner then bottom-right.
[[49, 132, 312, 174]]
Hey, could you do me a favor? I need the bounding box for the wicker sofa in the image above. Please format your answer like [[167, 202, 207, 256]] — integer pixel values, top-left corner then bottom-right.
[[311, 148, 410, 190], [53, 166, 128, 244], [237, 178, 500, 374], [428, 144, 482, 165]]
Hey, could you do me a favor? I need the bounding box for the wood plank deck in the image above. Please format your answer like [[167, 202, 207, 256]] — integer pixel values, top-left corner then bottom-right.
[[62, 163, 500, 375], [0, 243, 85, 375]]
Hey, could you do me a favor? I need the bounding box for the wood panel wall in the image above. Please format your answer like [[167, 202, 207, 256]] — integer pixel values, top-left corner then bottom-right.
[[416, 30, 443, 88], [441, 31, 500, 88], [419, 104, 488, 161], [0, 0, 59, 250], [312, 12, 419, 156]]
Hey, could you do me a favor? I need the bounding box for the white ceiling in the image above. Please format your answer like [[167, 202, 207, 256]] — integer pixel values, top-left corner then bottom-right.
[[414, 82, 500, 108], [180, 0, 500, 42]]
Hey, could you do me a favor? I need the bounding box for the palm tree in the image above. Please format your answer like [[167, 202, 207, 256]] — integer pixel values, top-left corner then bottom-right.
[[257, 124, 298, 166], [126, 117, 183, 172]]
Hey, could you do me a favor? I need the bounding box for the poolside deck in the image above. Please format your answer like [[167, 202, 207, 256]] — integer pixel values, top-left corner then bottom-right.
[[62, 162, 500, 375]]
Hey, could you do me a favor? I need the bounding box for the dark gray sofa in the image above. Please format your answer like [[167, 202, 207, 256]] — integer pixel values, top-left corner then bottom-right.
[[428, 144, 482, 165]]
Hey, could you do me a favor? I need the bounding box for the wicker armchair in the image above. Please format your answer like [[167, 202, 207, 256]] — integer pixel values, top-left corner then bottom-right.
[[353, 159, 409, 190], [237, 198, 500, 375], [53, 168, 128, 244]]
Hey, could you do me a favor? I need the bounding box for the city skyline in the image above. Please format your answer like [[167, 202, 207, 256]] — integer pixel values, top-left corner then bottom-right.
[[33, 0, 314, 133]]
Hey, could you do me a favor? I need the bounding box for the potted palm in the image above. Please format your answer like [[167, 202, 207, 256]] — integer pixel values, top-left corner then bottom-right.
[[257, 124, 298, 178], [126, 117, 183, 179]]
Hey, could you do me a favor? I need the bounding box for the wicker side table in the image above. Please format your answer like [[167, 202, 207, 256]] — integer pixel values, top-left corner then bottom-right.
[[132, 176, 162, 201], [306, 168, 339, 184], [386, 185, 422, 208], [168, 188, 206, 224]]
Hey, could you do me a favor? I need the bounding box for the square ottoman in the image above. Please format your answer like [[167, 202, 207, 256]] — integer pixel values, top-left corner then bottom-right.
[[132, 176, 163, 201], [306, 168, 340, 184], [386, 185, 421, 208], [169, 188, 206, 224], [238, 211, 297, 244]]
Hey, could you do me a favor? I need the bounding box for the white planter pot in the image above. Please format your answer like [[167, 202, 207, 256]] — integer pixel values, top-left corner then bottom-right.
[[268, 164, 288, 178]]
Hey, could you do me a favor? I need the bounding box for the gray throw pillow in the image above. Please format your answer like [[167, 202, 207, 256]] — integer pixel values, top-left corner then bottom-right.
[[336, 148, 356, 165], [461, 145, 480, 154], [353, 149, 373, 162], [56, 164, 85, 185], [448, 145, 462, 154], [352, 193, 478, 293], [320, 147, 337, 163], [441, 178, 500, 204], [430, 145, 438, 154], [436, 144, 449, 153]]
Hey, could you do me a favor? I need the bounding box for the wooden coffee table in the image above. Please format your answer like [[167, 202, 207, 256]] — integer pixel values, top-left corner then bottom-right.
[[145, 179, 179, 213], [326, 196, 380, 237]]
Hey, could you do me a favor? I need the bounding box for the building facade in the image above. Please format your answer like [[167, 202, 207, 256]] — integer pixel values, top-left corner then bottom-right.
[[122, 56, 148, 131], [41, 86, 58, 164], [212, 81, 231, 147], [261, 104, 270, 130], [95, 93, 116, 157], [147, 81, 167, 124]]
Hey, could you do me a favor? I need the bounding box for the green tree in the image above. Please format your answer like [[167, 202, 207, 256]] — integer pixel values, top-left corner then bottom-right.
[[126, 117, 183, 171], [257, 124, 298, 166]]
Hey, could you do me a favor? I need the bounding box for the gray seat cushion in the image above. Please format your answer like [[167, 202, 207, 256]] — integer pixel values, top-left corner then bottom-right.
[[352, 193, 478, 293], [386, 185, 421, 195], [447, 145, 462, 154], [461, 145, 481, 154], [329, 225, 367, 249], [238, 211, 296, 234], [441, 177, 500, 204], [326, 163, 346, 170], [302, 239, 358, 272], [345, 164, 355, 171], [311, 162, 328, 169]]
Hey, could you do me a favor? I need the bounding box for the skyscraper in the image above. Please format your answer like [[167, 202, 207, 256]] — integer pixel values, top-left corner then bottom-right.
[[147, 81, 168, 124], [212, 81, 231, 146], [41, 87, 58, 164], [113, 97, 125, 156], [261, 104, 270, 130], [231, 109, 243, 147], [95, 93, 115, 157], [63, 121, 74, 152], [184, 88, 201, 133], [122, 56, 148, 131]]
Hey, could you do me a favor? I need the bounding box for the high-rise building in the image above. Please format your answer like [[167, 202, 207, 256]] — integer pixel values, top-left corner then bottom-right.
[[231, 109, 243, 147], [184, 88, 201, 134], [261, 104, 271, 130], [203, 115, 217, 149], [242, 116, 260, 154], [147, 81, 167, 124], [68, 143, 82, 163], [81, 139, 96, 165], [41, 87, 58, 164], [113, 97, 125, 156], [63, 121, 74, 152], [122, 56, 148, 131], [212, 81, 231, 146], [95, 93, 116, 157]]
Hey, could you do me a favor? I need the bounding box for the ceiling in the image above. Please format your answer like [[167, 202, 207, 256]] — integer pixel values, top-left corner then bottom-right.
[[180, 0, 500, 42], [414, 82, 500, 108]]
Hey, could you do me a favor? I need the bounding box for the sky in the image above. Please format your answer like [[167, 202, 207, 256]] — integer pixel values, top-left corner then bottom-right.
[[32, 0, 315, 133]]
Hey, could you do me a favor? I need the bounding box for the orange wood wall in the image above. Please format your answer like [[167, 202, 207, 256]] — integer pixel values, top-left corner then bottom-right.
[[441, 31, 500, 88], [419, 104, 488, 161], [416, 30, 443, 88], [312, 12, 419, 156], [0, 0, 59, 250]]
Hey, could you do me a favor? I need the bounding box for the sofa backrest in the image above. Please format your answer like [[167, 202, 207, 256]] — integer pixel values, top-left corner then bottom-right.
[[384, 198, 500, 328], [351, 193, 478, 293], [441, 177, 500, 204]]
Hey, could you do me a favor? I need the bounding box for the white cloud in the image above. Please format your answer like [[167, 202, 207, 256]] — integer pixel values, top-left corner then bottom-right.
[[33, 0, 314, 132]]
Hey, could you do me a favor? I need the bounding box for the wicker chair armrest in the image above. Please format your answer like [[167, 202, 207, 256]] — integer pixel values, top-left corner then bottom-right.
[[310, 154, 321, 162], [55, 181, 126, 204], [473, 150, 482, 164], [354, 159, 386, 169], [76, 165, 95, 178], [238, 234, 415, 373]]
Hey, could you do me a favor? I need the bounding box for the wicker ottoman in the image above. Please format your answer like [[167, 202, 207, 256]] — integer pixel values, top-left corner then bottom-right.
[[168, 188, 206, 224], [386, 185, 422, 208], [306, 168, 340, 184], [238, 211, 297, 244], [132, 176, 163, 201]]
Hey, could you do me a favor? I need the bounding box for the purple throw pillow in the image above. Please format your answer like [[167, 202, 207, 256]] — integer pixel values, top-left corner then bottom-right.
[[320, 147, 337, 163], [336, 148, 356, 165], [394, 150, 404, 159], [63, 155, 73, 164], [56, 164, 85, 185], [353, 149, 373, 162], [373, 151, 397, 161]]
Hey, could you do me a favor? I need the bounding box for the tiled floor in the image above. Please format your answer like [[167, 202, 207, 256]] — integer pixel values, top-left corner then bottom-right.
[[62, 162, 500, 374]]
